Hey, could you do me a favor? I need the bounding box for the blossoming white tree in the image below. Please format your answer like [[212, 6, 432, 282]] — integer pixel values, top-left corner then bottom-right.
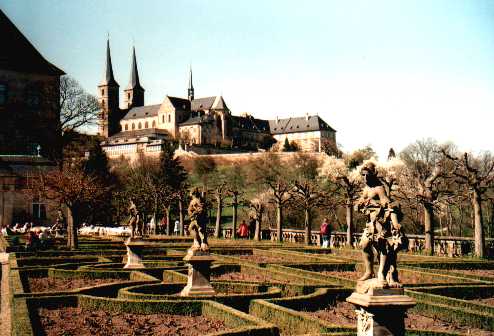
[[319, 156, 363, 246]]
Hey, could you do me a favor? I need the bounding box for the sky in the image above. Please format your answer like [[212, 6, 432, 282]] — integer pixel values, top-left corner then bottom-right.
[[2, 0, 494, 159]]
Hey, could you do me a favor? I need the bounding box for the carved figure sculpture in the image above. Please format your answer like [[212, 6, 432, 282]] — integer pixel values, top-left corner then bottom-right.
[[187, 188, 209, 252], [128, 199, 141, 238], [356, 162, 407, 288]]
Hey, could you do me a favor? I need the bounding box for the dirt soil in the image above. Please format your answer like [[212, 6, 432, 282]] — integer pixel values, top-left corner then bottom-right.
[[212, 271, 288, 283], [455, 269, 494, 277], [476, 297, 494, 306], [322, 270, 464, 284], [311, 301, 494, 336], [27, 276, 122, 293], [37, 307, 227, 336], [237, 254, 287, 263]]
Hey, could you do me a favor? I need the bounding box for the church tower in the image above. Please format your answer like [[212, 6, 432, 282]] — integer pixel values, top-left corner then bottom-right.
[[98, 38, 120, 137], [123, 46, 144, 109], [187, 67, 194, 101]]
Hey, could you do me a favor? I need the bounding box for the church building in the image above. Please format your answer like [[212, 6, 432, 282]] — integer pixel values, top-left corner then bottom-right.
[[98, 39, 336, 161]]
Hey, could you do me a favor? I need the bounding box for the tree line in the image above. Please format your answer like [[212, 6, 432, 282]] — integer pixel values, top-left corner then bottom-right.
[[26, 76, 494, 256]]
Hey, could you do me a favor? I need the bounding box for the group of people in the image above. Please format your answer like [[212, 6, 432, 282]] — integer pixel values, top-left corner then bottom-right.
[[237, 217, 256, 239]]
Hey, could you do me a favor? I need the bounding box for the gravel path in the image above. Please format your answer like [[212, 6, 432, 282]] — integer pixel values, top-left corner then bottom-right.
[[0, 253, 11, 336]]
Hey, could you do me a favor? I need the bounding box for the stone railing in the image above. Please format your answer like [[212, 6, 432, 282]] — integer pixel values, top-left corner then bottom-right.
[[268, 229, 493, 258], [205, 226, 492, 257]]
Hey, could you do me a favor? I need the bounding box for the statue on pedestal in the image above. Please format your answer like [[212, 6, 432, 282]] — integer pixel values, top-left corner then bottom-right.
[[355, 162, 408, 290], [180, 187, 215, 296], [128, 199, 142, 238], [347, 162, 415, 336], [187, 188, 209, 253]]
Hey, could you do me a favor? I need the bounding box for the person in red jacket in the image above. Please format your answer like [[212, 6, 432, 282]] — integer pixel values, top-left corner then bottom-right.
[[320, 218, 331, 248], [237, 220, 249, 239]]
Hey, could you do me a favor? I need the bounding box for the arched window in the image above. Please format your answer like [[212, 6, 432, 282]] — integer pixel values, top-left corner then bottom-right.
[[132, 123, 135, 130], [138, 122, 142, 129], [162, 115, 165, 123], [124, 124, 128, 131], [168, 114, 171, 123], [145, 121, 148, 128], [152, 120, 156, 127]]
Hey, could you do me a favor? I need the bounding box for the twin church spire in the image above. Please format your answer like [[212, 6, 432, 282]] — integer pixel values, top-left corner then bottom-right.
[[98, 37, 195, 137]]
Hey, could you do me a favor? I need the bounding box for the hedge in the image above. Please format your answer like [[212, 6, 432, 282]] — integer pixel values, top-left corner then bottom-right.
[[117, 282, 282, 312]]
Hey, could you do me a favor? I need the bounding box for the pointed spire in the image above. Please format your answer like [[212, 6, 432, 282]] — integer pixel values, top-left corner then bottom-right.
[[188, 66, 194, 101], [127, 46, 143, 90], [101, 37, 118, 86]]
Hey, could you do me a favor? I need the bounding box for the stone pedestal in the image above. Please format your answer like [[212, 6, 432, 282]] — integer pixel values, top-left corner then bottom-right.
[[180, 250, 216, 296], [346, 280, 415, 336], [123, 237, 146, 269]]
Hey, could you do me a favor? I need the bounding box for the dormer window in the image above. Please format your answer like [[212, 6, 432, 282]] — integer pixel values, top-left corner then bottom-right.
[[0, 83, 7, 106]]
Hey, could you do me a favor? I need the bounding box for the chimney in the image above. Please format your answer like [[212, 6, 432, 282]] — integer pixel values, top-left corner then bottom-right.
[[276, 116, 279, 124], [305, 112, 309, 121]]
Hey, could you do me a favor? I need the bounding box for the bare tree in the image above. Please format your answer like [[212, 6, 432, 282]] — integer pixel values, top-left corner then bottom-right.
[[251, 153, 292, 242], [29, 159, 107, 249], [60, 76, 100, 134], [290, 153, 324, 245], [320, 153, 366, 246], [223, 163, 246, 239], [442, 150, 494, 257], [250, 192, 269, 241], [399, 139, 450, 255]]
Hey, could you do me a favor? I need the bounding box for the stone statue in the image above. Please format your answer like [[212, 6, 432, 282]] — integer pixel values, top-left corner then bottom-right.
[[187, 188, 209, 253], [52, 210, 65, 233], [355, 162, 407, 289], [128, 199, 142, 238]]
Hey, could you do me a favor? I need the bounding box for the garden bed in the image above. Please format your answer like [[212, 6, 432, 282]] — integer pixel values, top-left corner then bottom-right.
[[212, 271, 289, 283], [310, 301, 494, 335], [237, 254, 286, 264], [37, 307, 227, 336], [322, 270, 469, 284], [26, 276, 123, 293]]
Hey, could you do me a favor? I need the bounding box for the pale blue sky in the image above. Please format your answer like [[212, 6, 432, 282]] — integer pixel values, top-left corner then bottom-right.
[[2, 0, 494, 158]]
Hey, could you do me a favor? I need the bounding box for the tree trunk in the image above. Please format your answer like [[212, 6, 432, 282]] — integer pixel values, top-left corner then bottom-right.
[[67, 207, 78, 250], [231, 197, 238, 239], [165, 206, 171, 235], [472, 189, 485, 258], [255, 213, 262, 241], [276, 203, 283, 242], [423, 202, 434, 255], [304, 207, 311, 245], [214, 195, 222, 238], [345, 201, 353, 247], [178, 198, 184, 236]]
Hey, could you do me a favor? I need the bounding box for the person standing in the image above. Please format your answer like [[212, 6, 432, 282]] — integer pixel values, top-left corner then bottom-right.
[[248, 216, 256, 239], [320, 218, 331, 248], [237, 220, 249, 239], [174, 219, 180, 236]]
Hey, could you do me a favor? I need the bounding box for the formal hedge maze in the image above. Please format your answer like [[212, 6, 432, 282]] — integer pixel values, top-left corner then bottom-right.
[[4, 235, 494, 336]]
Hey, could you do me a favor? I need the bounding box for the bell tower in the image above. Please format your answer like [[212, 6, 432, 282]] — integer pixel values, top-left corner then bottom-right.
[[187, 66, 194, 101], [123, 46, 145, 109], [98, 38, 120, 137]]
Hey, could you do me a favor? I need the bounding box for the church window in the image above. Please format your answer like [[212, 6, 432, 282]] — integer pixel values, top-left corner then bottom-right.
[[101, 88, 105, 95], [132, 123, 135, 130], [168, 114, 171, 123], [125, 124, 128, 131], [162, 115, 165, 123], [145, 121, 148, 128], [152, 120, 156, 127], [138, 122, 142, 129], [32, 202, 46, 220], [25, 86, 40, 108], [0, 83, 7, 105]]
